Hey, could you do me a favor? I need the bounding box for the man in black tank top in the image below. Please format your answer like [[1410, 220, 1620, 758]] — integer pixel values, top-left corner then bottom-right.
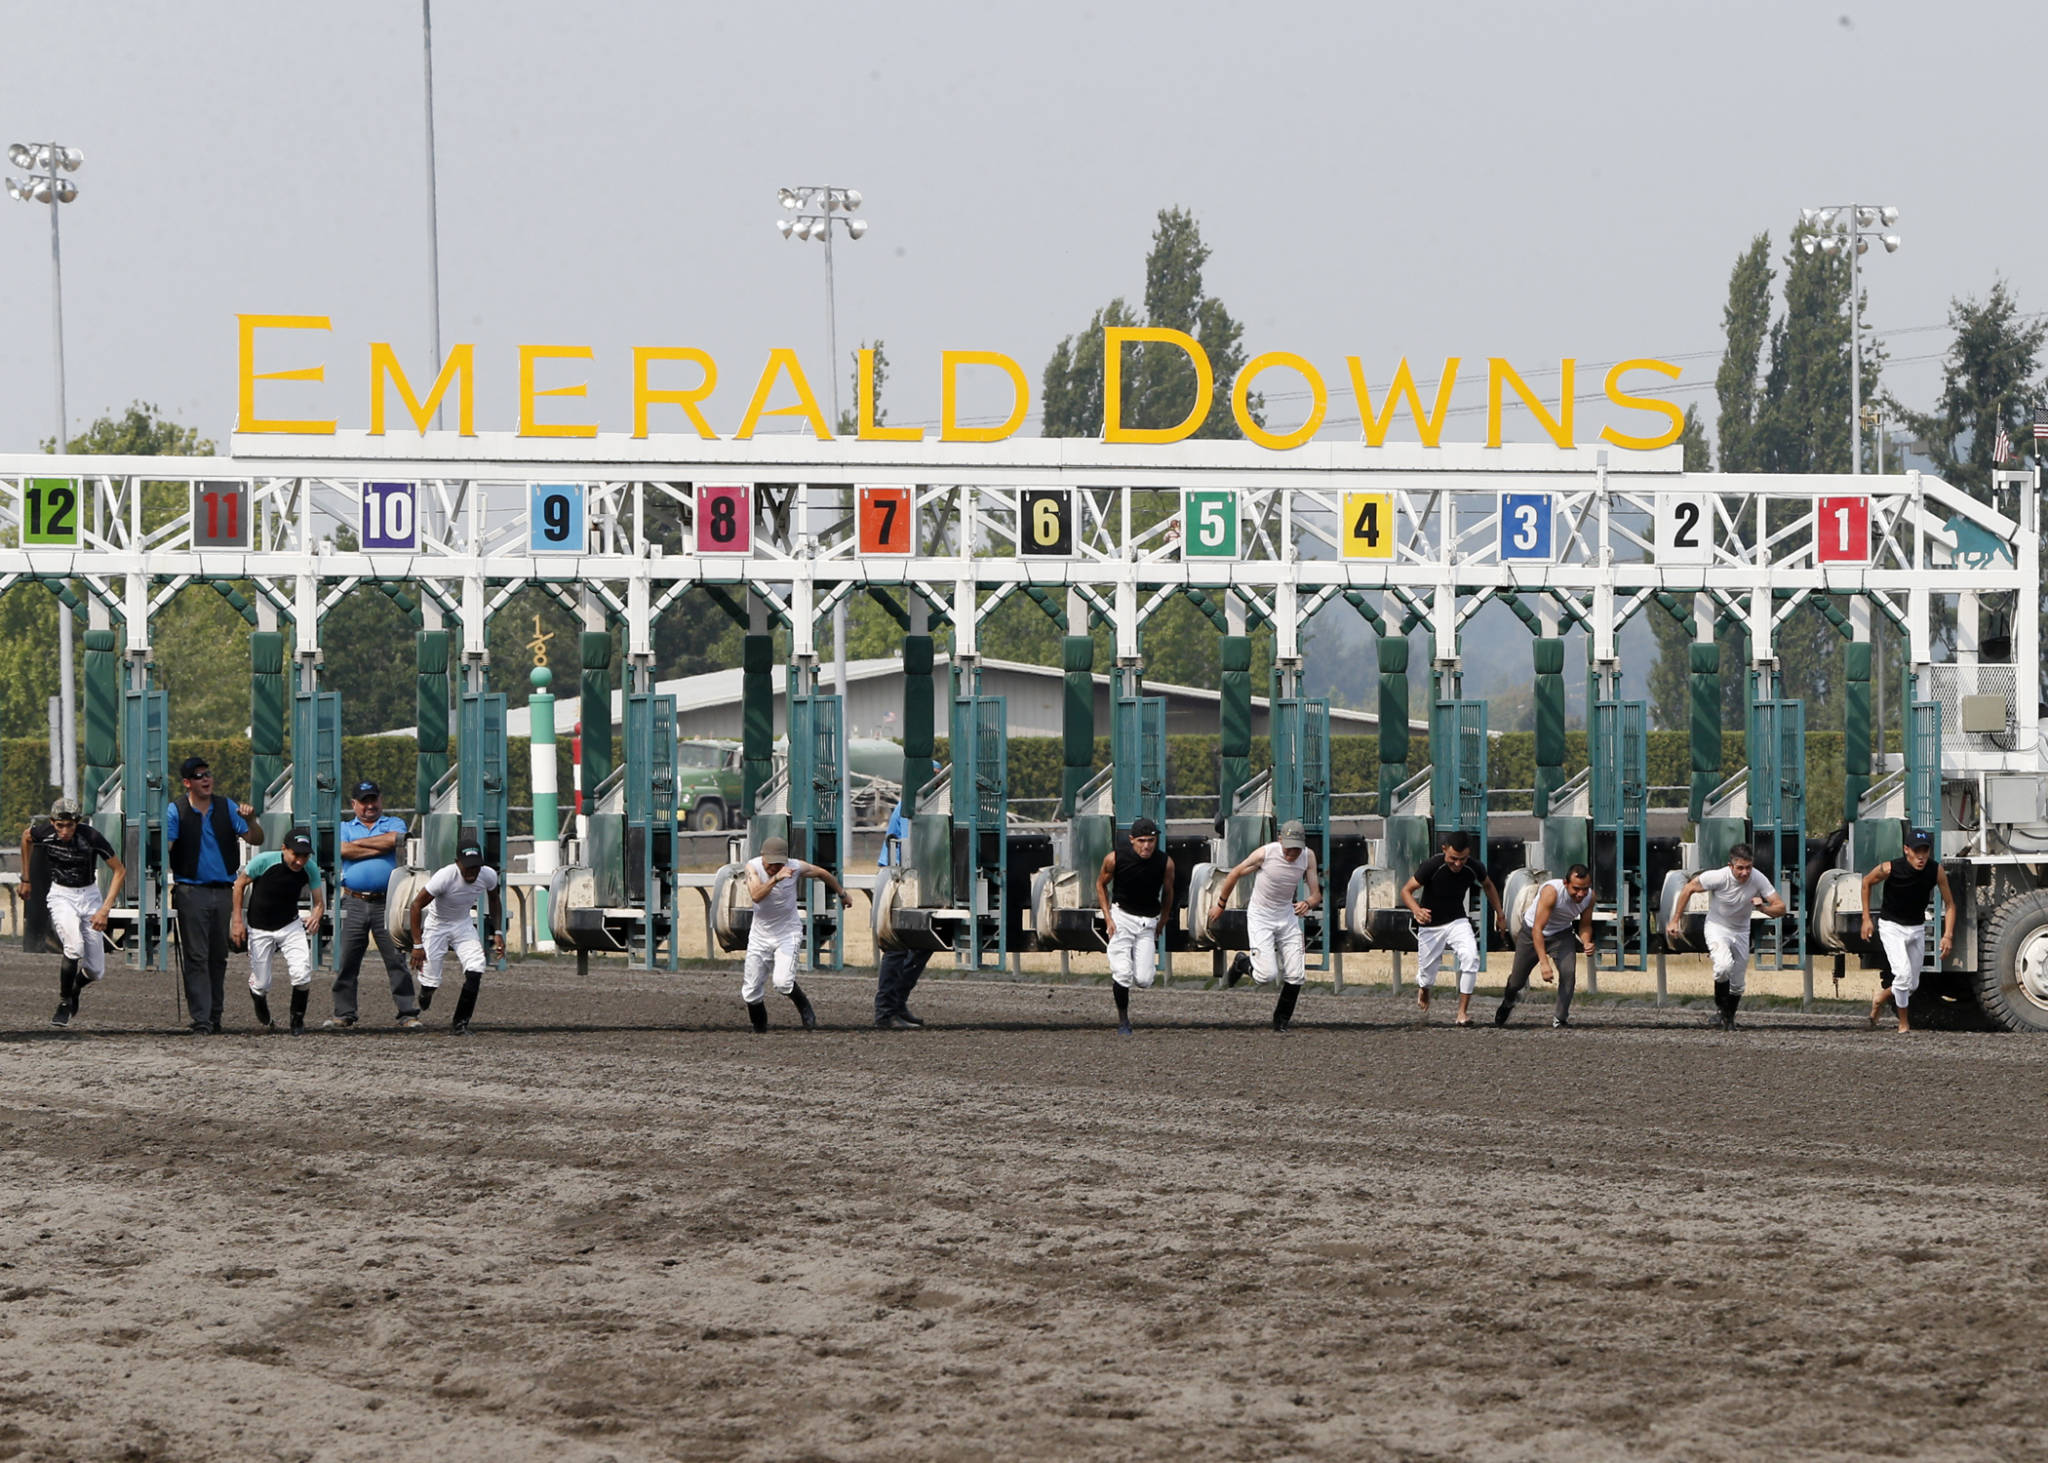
[[1858, 828, 1956, 1033], [19, 797, 126, 1029], [1094, 817, 1174, 1036]]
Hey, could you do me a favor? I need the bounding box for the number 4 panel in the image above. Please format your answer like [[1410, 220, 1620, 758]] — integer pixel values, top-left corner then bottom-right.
[[1654, 494, 1712, 564]]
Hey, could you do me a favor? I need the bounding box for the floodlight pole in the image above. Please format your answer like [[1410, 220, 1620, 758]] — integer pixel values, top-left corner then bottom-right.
[[422, 0, 446, 430]]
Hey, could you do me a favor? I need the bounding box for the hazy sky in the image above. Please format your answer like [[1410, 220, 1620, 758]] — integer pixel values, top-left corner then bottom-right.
[[2, 0, 2041, 453]]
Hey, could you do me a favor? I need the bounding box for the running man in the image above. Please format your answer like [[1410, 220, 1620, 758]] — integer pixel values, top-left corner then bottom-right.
[[1400, 830, 1508, 1026], [407, 835, 504, 1035], [1095, 816, 1175, 1036], [1859, 828, 1956, 1034], [231, 829, 324, 1035], [1665, 843, 1787, 1031], [1496, 864, 1597, 1028], [742, 835, 845, 1033], [1207, 819, 1321, 1032], [20, 797, 125, 1029]]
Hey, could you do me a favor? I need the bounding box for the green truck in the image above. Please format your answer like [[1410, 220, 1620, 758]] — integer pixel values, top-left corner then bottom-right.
[[674, 736, 913, 830]]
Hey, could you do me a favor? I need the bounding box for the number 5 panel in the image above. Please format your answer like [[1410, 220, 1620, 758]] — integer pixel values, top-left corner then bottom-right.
[[529, 483, 587, 554]]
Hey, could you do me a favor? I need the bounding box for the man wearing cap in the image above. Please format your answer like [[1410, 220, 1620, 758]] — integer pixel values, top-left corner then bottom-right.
[[1859, 828, 1956, 1034], [19, 797, 125, 1029], [1665, 843, 1786, 1031], [407, 834, 504, 1035], [328, 780, 422, 1031], [874, 795, 932, 1030], [1094, 816, 1175, 1036], [231, 829, 325, 1035], [742, 835, 844, 1033], [165, 756, 263, 1034], [1206, 819, 1321, 1032]]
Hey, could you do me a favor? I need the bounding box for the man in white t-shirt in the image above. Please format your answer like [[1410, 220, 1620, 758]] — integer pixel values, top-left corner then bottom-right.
[[1206, 819, 1321, 1032], [1666, 843, 1786, 1031], [742, 835, 846, 1033], [407, 835, 504, 1035]]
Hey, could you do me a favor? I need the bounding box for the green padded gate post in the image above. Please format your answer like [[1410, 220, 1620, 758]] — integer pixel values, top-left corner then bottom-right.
[[740, 634, 773, 816], [1218, 634, 1252, 819], [82, 627, 121, 807], [1059, 634, 1094, 818], [1531, 637, 1566, 818], [1843, 639, 1872, 823], [1376, 637, 1410, 816], [415, 630, 450, 815], [248, 631, 286, 815], [1688, 640, 1721, 824], [900, 634, 935, 814], [581, 629, 615, 804]]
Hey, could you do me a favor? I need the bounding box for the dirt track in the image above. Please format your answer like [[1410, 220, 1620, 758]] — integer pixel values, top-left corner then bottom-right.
[[3, 950, 2047, 1462]]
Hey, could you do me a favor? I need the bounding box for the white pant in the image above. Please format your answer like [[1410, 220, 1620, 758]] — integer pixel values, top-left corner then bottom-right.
[[421, 918, 485, 989], [1108, 906, 1160, 990], [1247, 908, 1305, 987], [247, 921, 313, 994], [742, 931, 801, 1003], [1415, 918, 1479, 994], [1705, 926, 1750, 995], [1878, 919, 1926, 1006], [46, 882, 106, 982]]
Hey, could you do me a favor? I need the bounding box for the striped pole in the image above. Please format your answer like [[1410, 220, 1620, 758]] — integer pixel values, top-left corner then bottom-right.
[[530, 666, 559, 952]]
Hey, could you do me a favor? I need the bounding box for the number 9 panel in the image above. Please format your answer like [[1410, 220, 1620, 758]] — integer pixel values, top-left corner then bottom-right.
[[529, 483, 587, 554]]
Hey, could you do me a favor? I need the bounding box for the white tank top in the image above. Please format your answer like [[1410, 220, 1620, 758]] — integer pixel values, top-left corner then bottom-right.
[[1248, 843, 1314, 918], [1525, 878, 1594, 936]]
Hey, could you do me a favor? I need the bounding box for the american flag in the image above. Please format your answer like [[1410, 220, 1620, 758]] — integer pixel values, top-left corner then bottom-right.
[[2035, 407, 2048, 442], [1993, 425, 2013, 464]]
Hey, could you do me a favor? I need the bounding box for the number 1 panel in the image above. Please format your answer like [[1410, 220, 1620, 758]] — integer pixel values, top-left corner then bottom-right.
[[1654, 494, 1712, 565], [1814, 495, 1871, 564], [694, 483, 753, 555], [529, 483, 588, 554]]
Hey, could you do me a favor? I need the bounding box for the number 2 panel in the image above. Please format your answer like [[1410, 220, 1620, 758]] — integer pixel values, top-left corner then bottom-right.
[[857, 486, 913, 555], [694, 483, 752, 554], [1655, 494, 1712, 564], [529, 483, 587, 554]]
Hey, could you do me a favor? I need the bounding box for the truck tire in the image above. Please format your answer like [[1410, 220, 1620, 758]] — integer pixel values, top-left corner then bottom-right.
[[691, 799, 726, 832], [1974, 889, 2048, 1033]]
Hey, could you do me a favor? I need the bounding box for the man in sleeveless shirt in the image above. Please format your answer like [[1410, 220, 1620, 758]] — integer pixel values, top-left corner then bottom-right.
[[1495, 864, 1596, 1028], [1859, 828, 1955, 1033], [165, 756, 264, 1034], [1665, 843, 1786, 1030], [20, 797, 125, 1029], [1207, 819, 1321, 1032], [1400, 830, 1508, 1026], [1094, 816, 1175, 1035], [740, 835, 845, 1033]]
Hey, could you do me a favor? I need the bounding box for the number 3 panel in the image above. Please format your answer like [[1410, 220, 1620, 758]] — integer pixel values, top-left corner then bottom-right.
[[857, 485, 914, 555], [529, 483, 587, 554], [1018, 487, 1075, 557], [1497, 492, 1555, 563], [694, 483, 753, 554], [1655, 493, 1712, 564]]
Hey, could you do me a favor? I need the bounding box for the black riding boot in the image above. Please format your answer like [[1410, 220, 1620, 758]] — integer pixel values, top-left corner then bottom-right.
[[451, 970, 482, 1031], [1712, 979, 1732, 1030], [418, 982, 435, 1011], [747, 1000, 769, 1033], [1113, 982, 1131, 1034], [1273, 982, 1301, 1031], [252, 992, 274, 1029], [789, 984, 818, 1031], [58, 956, 80, 1013], [289, 987, 309, 1034]]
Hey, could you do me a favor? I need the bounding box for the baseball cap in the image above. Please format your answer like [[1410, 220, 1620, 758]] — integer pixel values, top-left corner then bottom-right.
[[1906, 827, 1934, 850], [1279, 820, 1306, 850], [1129, 817, 1159, 838], [179, 756, 211, 779], [760, 835, 790, 861], [352, 780, 381, 800], [49, 796, 80, 820], [457, 835, 484, 860], [286, 829, 313, 855]]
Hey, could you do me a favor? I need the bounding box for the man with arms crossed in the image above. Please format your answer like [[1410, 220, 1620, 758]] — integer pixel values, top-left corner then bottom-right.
[[407, 835, 504, 1035], [1207, 819, 1321, 1032], [21, 797, 125, 1029], [743, 835, 845, 1033], [1401, 830, 1508, 1026], [165, 756, 264, 1034], [1665, 843, 1787, 1031], [231, 829, 324, 1035], [328, 780, 422, 1030], [1859, 828, 1955, 1034], [1496, 864, 1597, 1028], [1095, 816, 1174, 1036]]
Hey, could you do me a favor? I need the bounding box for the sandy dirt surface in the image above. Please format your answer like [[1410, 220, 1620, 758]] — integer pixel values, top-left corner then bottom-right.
[[3, 948, 2046, 1462]]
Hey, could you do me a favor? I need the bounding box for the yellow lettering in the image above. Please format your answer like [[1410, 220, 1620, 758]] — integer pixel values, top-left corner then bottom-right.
[[1347, 357, 1461, 448], [1600, 358, 1685, 451], [859, 348, 922, 442], [517, 345, 598, 438], [1232, 352, 1326, 451], [235, 313, 336, 434], [369, 343, 475, 436], [632, 347, 719, 439], [733, 349, 833, 440], [1487, 358, 1575, 449], [939, 351, 1027, 443], [1103, 327, 1213, 444]]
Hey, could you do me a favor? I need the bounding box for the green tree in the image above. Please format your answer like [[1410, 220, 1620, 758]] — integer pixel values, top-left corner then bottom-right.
[[1713, 234, 1774, 473], [835, 338, 890, 439], [1892, 279, 2047, 500]]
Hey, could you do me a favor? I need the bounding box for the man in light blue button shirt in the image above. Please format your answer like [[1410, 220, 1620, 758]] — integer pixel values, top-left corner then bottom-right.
[[325, 780, 422, 1030]]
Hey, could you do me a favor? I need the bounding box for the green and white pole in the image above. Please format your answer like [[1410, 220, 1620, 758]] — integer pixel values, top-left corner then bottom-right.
[[529, 666, 559, 952]]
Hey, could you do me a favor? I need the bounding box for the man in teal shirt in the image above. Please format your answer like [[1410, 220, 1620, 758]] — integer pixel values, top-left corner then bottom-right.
[[325, 780, 422, 1030]]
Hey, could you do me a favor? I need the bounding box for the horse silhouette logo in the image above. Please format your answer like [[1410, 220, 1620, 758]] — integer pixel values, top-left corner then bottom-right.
[[1944, 515, 2014, 570]]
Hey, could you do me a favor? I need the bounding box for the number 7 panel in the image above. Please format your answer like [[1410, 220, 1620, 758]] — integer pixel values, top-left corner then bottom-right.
[[856, 486, 913, 555]]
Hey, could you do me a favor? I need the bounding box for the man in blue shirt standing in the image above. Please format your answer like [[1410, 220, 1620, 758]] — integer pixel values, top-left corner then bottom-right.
[[326, 780, 422, 1030], [165, 756, 264, 1033], [873, 796, 932, 1029]]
